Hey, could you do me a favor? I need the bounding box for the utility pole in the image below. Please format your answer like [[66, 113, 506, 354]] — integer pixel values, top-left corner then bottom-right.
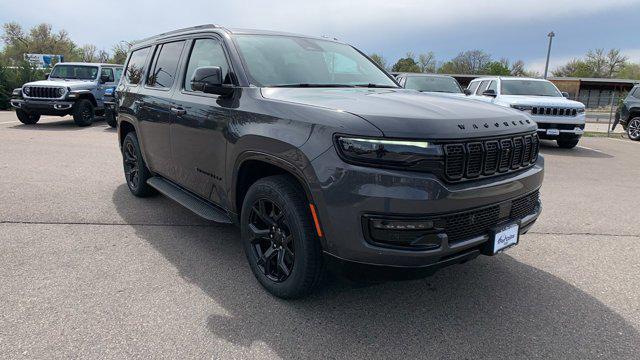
[[543, 31, 555, 79]]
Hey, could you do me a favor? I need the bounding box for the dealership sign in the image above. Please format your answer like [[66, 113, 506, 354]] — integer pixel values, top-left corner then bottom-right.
[[23, 53, 64, 68]]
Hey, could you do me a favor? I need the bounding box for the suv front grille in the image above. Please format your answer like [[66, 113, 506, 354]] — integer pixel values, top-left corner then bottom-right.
[[443, 132, 539, 182], [531, 107, 578, 117], [24, 86, 64, 99]]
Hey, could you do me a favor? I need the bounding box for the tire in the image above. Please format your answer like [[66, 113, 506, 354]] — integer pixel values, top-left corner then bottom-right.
[[241, 175, 323, 299], [627, 117, 640, 141], [15, 109, 40, 125], [72, 99, 95, 127], [557, 138, 579, 149], [122, 132, 156, 197], [105, 111, 117, 128]]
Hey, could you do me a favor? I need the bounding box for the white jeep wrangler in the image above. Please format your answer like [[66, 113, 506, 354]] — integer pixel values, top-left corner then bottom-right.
[[468, 77, 586, 149]]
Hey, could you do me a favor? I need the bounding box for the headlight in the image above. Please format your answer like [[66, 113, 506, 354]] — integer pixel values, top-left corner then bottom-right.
[[335, 136, 443, 170], [12, 88, 22, 96], [23, 86, 31, 95], [56, 88, 65, 97], [511, 104, 532, 114]]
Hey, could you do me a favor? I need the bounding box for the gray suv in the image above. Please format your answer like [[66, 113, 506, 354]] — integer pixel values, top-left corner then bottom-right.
[[116, 25, 544, 298], [614, 84, 640, 141], [11, 62, 123, 126]]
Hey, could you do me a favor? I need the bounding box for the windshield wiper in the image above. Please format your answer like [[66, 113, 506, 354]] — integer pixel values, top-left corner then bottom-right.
[[269, 83, 355, 88], [353, 83, 398, 88]]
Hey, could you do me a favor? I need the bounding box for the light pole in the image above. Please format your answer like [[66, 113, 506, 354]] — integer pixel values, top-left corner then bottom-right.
[[543, 31, 555, 79]]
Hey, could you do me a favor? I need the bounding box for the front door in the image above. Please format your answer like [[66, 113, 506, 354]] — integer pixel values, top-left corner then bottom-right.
[[170, 37, 234, 203]]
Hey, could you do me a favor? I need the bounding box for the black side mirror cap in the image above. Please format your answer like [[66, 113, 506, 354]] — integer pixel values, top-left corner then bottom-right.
[[561, 91, 570, 98], [191, 66, 234, 96], [44, 72, 50, 80], [482, 89, 497, 97], [463, 89, 472, 96]]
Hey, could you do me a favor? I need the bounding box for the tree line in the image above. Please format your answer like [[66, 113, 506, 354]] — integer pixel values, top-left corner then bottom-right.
[[371, 48, 640, 80]]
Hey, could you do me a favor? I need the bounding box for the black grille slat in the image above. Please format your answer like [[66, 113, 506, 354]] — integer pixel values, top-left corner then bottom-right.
[[531, 134, 539, 163], [531, 106, 579, 117], [522, 135, 533, 164], [511, 137, 524, 169], [510, 191, 540, 220], [498, 139, 513, 172], [484, 141, 499, 175], [26, 86, 63, 99], [444, 144, 465, 181], [465, 142, 483, 178]]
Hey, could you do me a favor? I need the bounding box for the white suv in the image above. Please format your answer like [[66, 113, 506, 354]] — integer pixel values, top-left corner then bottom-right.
[[467, 77, 586, 149]]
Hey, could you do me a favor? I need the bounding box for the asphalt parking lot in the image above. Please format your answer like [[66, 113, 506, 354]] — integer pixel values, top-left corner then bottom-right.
[[0, 111, 639, 359]]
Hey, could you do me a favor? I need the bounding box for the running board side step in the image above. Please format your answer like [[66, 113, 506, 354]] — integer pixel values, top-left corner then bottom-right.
[[147, 177, 232, 224]]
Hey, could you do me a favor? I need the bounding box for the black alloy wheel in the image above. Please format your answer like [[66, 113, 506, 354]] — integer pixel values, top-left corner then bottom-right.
[[121, 132, 156, 197], [248, 198, 295, 282], [123, 140, 140, 191], [628, 117, 640, 141]]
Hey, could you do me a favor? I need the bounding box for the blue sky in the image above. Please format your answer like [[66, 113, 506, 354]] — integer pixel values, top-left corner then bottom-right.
[[2, 0, 639, 73]]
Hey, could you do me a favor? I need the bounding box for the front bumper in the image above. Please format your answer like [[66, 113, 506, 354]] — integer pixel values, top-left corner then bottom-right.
[[307, 148, 544, 268], [10, 98, 74, 115], [532, 114, 585, 140]]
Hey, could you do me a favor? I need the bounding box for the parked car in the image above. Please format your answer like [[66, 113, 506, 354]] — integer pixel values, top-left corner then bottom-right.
[[10, 62, 123, 126], [467, 77, 586, 149], [613, 84, 640, 141], [116, 25, 544, 299], [396, 73, 469, 97]]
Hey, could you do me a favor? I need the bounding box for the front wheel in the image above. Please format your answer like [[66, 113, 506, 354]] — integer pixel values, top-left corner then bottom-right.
[[557, 138, 579, 149], [72, 99, 94, 127], [16, 109, 40, 125], [627, 117, 640, 141], [241, 175, 323, 299]]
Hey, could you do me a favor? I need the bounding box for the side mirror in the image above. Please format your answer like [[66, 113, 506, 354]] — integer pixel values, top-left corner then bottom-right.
[[190, 66, 233, 96], [482, 89, 497, 97], [463, 89, 472, 96], [561, 91, 570, 98], [44, 72, 50, 80], [100, 74, 111, 84]]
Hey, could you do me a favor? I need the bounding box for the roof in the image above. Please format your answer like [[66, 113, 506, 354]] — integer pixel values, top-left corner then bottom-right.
[[395, 73, 455, 78], [56, 62, 123, 67], [470, 76, 544, 82], [133, 24, 339, 47]]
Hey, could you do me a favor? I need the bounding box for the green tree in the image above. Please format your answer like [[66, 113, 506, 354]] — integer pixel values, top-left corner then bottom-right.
[[418, 52, 437, 73], [1, 22, 79, 64], [437, 50, 492, 74], [369, 53, 388, 70], [618, 63, 640, 80], [392, 52, 421, 73], [110, 41, 132, 64], [486, 59, 511, 75]]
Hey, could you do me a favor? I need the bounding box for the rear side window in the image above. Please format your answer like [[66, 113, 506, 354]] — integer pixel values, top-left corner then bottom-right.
[[468, 81, 480, 94], [487, 80, 497, 92], [114, 68, 123, 83], [632, 87, 640, 99], [476, 80, 490, 95], [125, 47, 150, 85], [147, 41, 185, 89], [100, 68, 114, 82], [184, 38, 230, 92]]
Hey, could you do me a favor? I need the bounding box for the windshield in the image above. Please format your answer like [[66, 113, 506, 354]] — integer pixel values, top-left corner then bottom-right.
[[234, 35, 397, 88], [404, 76, 462, 93], [501, 80, 561, 97], [50, 65, 99, 80]]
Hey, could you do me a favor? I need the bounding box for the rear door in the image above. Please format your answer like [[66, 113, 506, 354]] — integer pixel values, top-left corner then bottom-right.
[[137, 40, 186, 179], [169, 36, 234, 202]]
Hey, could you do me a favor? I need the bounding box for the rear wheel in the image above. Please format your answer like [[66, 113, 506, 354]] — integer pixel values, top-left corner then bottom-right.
[[105, 110, 117, 128], [16, 109, 40, 125], [73, 99, 94, 127], [241, 175, 323, 299], [627, 117, 640, 141], [122, 132, 156, 197], [557, 138, 579, 149]]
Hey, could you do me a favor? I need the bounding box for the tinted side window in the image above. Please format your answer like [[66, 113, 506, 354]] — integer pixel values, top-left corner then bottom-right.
[[632, 87, 640, 99], [114, 68, 123, 83], [101, 68, 114, 82], [487, 80, 497, 92], [476, 80, 490, 95], [184, 38, 230, 92], [147, 41, 185, 88], [125, 47, 150, 85], [467, 81, 480, 94]]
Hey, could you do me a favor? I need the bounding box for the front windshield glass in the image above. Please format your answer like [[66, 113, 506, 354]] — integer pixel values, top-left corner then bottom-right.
[[50, 65, 99, 80], [501, 80, 561, 97], [234, 35, 397, 88], [405, 76, 462, 93]]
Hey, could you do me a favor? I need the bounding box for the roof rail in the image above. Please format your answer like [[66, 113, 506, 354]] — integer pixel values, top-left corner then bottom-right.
[[134, 24, 223, 45]]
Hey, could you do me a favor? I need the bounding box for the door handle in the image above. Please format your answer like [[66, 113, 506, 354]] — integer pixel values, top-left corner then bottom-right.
[[170, 107, 186, 116]]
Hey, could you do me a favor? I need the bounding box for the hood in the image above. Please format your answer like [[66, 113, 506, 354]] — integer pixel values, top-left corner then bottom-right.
[[24, 79, 97, 90], [261, 88, 535, 139], [496, 95, 585, 108]]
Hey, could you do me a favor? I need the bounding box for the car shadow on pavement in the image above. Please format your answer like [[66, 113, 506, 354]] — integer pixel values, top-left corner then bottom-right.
[[539, 141, 613, 159], [112, 184, 640, 359], [8, 118, 107, 131]]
